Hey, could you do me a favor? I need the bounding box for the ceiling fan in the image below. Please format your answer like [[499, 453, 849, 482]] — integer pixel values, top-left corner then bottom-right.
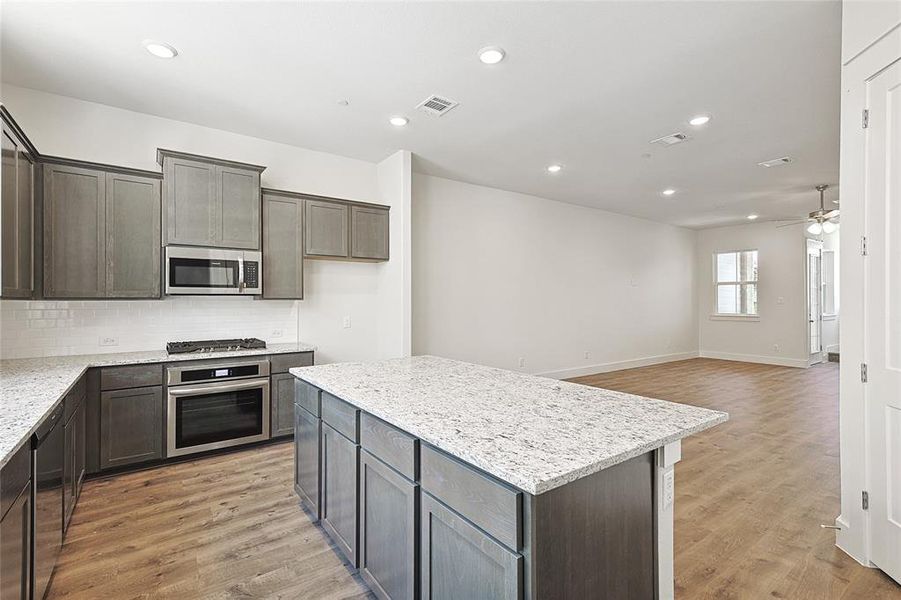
[[777, 184, 839, 234]]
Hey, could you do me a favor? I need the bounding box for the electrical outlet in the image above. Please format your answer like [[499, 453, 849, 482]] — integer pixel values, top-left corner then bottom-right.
[[773, 343, 780, 352], [584, 351, 590, 360], [777, 296, 785, 305], [663, 470, 675, 508], [99, 336, 119, 347], [518, 357, 525, 368], [271, 329, 284, 338], [342, 316, 352, 329]]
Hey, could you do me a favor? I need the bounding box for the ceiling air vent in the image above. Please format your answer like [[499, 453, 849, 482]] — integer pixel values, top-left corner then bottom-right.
[[649, 132, 691, 147], [758, 156, 793, 168], [416, 95, 459, 117]]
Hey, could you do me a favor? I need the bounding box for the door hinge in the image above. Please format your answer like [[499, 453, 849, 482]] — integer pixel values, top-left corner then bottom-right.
[[862, 109, 869, 129], [860, 363, 868, 383], [862, 491, 869, 510], [861, 236, 868, 256]]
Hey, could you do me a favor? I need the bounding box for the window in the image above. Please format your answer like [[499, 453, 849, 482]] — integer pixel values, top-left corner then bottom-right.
[[714, 250, 758, 315], [822, 249, 837, 316]]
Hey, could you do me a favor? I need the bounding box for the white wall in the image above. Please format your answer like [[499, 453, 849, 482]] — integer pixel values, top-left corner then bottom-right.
[[0, 84, 410, 362], [697, 222, 808, 368], [412, 174, 699, 378], [841, 0, 901, 64]]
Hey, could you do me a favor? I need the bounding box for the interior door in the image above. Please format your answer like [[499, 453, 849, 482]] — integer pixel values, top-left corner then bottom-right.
[[865, 58, 901, 585], [807, 241, 823, 364]]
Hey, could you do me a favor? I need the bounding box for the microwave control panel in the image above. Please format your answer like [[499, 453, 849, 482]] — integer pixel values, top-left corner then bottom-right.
[[244, 262, 259, 288]]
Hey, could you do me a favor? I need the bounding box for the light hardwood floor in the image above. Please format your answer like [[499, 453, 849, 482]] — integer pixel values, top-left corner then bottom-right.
[[47, 358, 900, 598]]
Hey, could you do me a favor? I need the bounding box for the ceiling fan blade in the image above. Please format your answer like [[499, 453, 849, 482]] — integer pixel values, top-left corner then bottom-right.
[[824, 209, 840, 219], [776, 220, 809, 228]]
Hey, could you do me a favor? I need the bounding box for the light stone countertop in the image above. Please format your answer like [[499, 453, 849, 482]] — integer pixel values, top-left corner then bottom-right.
[[291, 355, 728, 495], [0, 342, 316, 468]]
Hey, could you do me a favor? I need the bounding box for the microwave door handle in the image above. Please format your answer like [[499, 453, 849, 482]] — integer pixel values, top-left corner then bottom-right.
[[238, 257, 246, 292], [168, 378, 267, 396]]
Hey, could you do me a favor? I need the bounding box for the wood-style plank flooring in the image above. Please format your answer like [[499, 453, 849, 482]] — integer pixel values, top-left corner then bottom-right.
[[47, 358, 900, 598]]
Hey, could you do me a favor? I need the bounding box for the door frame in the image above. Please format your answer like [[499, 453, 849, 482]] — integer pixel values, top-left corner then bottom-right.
[[806, 239, 825, 366]]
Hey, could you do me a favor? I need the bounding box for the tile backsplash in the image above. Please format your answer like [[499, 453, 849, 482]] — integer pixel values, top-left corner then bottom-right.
[[0, 297, 299, 359]]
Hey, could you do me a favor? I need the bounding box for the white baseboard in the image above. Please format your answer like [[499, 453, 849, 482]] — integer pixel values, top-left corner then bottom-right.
[[698, 350, 808, 368], [537, 351, 699, 380]]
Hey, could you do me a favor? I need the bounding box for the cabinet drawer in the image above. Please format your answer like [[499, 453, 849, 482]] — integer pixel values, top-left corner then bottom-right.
[[0, 442, 30, 520], [63, 375, 87, 421], [270, 352, 314, 374], [321, 392, 358, 442], [294, 380, 320, 417], [360, 412, 417, 480], [420, 445, 522, 551], [100, 364, 162, 391]]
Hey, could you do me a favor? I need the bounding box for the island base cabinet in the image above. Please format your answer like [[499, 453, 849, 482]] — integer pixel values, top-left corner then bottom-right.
[[421, 492, 522, 600], [359, 451, 417, 600], [0, 482, 31, 600], [294, 404, 321, 519], [321, 423, 359, 567]]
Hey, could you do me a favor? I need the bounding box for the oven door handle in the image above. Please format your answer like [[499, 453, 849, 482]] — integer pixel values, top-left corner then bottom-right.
[[168, 378, 269, 397]]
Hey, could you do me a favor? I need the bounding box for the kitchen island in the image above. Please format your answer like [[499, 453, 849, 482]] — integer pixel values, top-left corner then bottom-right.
[[291, 356, 726, 600]]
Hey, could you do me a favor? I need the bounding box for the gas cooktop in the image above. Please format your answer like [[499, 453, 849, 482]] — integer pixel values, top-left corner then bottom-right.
[[166, 338, 267, 355]]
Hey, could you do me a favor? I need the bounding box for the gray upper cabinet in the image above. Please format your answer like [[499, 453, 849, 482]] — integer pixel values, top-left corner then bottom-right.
[[305, 199, 348, 258], [262, 191, 304, 299], [351, 205, 389, 261], [99, 385, 163, 470], [43, 163, 107, 298], [1, 110, 34, 299], [43, 161, 161, 299], [106, 173, 161, 297], [158, 149, 264, 250]]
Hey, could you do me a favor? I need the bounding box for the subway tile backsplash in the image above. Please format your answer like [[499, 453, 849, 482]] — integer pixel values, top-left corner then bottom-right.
[[0, 297, 299, 359]]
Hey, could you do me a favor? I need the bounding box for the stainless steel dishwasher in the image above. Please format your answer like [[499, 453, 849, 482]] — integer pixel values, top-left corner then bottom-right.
[[32, 404, 63, 600]]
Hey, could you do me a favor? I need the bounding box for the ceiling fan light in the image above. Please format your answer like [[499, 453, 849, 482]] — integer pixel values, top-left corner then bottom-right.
[[807, 222, 823, 235], [822, 221, 837, 234]]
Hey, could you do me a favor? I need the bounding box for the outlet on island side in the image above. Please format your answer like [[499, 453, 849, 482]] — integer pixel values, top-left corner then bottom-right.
[[342, 316, 352, 329]]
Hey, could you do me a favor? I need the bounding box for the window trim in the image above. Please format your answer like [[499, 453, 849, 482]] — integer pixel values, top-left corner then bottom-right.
[[712, 248, 759, 317]]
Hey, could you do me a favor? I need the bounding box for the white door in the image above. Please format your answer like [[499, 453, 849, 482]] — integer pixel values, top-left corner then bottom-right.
[[865, 58, 901, 585], [807, 240, 823, 364]]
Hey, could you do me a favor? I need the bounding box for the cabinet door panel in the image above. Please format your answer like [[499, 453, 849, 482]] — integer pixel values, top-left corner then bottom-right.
[[421, 492, 521, 600], [0, 482, 31, 600], [321, 422, 359, 566], [351, 205, 389, 260], [99, 386, 162, 470], [271, 373, 295, 438], [64, 401, 87, 533], [360, 451, 417, 600], [106, 173, 161, 298], [262, 194, 303, 298], [217, 166, 260, 249], [294, 404, 321, 519], [1, 127, 17, 293], [15, 153, 32, 297], [305, 200, 348, 258], [43, 163, 106, 297], [164, 157, 215, 246]]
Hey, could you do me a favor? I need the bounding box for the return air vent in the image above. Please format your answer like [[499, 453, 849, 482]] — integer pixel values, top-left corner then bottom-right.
[[649, 132, 691, 147], [416, 95, 459, 117], [758, 156, 793, 168]]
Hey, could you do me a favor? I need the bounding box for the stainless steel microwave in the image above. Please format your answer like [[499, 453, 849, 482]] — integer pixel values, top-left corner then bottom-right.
[[164, 246, 262, 295]]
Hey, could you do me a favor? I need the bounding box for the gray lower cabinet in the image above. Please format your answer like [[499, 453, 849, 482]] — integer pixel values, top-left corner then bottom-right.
[[270, 373, 296, 438], [63, 401, 86, 532], [0, 481, 31, 600], [294, 403, 321, 519], [351, 205, 389, 260], [159, 149, 263, 250], [43, 162, 161, 299], [305, 199, 348, 258], [359, 450, 417, 600], [99, 385, 163, 470], [1, 113, 34, 299], [105, 172, 161, 297], [321, 422, 359, 567], [262, 191, 304, 299], [420, 492, 522, 600]]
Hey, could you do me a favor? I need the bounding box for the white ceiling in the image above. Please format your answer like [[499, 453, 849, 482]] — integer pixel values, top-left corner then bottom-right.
[[1, 1, 842, 228]]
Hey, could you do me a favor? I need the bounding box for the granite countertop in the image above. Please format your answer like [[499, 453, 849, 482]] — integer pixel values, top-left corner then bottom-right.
[[291, 355, 727, 495], [0, 342, 316, 468]]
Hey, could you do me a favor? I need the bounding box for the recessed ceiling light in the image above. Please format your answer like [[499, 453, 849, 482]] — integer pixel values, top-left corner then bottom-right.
[[546, 164, 562, 173], [662, 188, 676, 196], [478, 46, 506, 65], [389, 116, 409, 127], [143, 40, 178, 59], [747, 214, 758, 220], [689, 115, 711, 126]]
